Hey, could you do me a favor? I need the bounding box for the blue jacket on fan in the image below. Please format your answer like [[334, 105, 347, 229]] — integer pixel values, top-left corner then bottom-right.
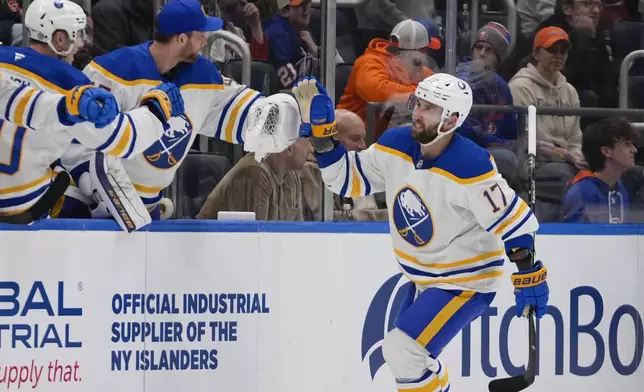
[[561, 171, 630, 223], [264, 14, 309, 87], [455, 58, 517, 148]]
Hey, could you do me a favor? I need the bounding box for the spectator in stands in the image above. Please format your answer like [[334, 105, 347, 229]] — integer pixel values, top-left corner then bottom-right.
[[254, 0, 280, 19], [264, 0, 318, 88], [517, 0, 556, 37], [300, 109, 388, 221], [206, 0, 268, 65], [91, 0, 155, 56], [456, 22, 518, 183], [330, 109, 368, 153], [72, 11, 94, 70], [71, 0, 92, 13], [355, 0, 434, 31], [562, 117, 638, 223], [197, 139, 313, 221], [598, 0, 637, 32], [509, 26, 587, 221], [200, 0, 219, 15], [0, 0, 22, 46], [530, 0, 618, 108], [336, 19, 439, 140]]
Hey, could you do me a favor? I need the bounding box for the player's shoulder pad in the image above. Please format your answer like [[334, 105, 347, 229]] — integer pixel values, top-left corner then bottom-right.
[[0, 46, 91, 93], [89, 43, 162, 85], [373, 126, 419, 163], [431, 134, 496, 183], [173, 56, 224, 88]]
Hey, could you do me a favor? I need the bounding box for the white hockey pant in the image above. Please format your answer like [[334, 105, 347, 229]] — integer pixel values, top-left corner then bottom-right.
[[382, 328, 450, 392]]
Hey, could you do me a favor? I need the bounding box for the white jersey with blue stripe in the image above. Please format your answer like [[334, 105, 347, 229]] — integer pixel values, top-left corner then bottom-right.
[[0, 46, 165, 216], [316, 127, 539, 292], [75, 42, 262, 207]]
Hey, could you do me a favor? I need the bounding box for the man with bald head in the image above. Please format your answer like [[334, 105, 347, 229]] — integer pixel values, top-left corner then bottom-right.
[[302, 109, 386, 220], [334, 109, 367, 152]]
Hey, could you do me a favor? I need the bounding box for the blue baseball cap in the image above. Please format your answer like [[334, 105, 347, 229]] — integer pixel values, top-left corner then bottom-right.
[[156, 0, 223, 36]]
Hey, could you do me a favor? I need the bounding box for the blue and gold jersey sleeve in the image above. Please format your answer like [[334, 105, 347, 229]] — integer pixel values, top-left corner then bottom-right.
[[465, 165, 539, 248], [198, 74, 263, 144], [0, 75, 65, 131], [0, 47, 92, 131], [316, 143, 383, 198], [316, 126, 416, 198], [67, 110, 164, 159]]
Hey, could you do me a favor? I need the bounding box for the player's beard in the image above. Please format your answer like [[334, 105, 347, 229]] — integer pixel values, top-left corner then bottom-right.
[[179, 43, 199, 64], [411, 120, 439, 145]]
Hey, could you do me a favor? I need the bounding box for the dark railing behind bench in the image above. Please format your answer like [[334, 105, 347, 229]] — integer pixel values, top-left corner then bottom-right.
[[366, 102, 644, 146]]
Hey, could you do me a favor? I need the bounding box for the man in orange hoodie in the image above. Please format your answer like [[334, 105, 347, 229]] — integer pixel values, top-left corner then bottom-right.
[[336, 19, 440, 139]]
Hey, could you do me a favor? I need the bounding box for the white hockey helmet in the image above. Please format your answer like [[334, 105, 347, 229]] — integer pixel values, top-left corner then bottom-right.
[[413, 73, 473, 145], [25, 0, 86, 57]]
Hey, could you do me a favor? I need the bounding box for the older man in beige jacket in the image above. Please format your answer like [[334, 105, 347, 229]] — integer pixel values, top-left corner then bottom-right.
[[197, 138, 312, 221]]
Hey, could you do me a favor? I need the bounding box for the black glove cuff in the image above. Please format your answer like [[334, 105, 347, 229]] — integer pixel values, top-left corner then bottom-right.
[[142, 100, 167, 124], [508, 248, 534, 272], [311, 137, 336, 154]]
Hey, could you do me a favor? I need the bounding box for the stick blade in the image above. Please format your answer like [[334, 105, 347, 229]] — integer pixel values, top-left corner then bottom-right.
[[488, 373, 534, 392]]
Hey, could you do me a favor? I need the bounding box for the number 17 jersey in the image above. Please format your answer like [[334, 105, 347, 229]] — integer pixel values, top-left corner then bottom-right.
[[316, 127, 539, 293]]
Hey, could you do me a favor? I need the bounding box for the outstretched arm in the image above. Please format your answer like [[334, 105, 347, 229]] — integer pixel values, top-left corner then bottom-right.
[[292, 78, 387, 197], [315, 142, 386, 198], [198, 77, 263, 144], [0, 76, 98, 131], [65, 82, 183, 159]]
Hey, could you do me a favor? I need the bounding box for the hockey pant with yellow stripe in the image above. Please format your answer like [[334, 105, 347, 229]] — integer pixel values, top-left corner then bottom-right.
[[382, 285, 496, 391]]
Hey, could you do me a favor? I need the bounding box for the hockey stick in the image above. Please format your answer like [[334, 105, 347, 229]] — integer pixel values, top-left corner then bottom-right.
[[0, 171, 70, 225], [488, 105, 538, 392]]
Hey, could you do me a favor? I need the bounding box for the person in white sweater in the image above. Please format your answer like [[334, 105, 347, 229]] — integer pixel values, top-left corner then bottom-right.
[[509, 25, 589, 221], [510, 26, 588, 168]]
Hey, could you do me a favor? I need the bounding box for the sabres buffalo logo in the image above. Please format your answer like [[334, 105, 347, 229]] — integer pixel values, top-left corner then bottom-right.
[[144, 114, 194, 170], [393, 186, 434, 248]]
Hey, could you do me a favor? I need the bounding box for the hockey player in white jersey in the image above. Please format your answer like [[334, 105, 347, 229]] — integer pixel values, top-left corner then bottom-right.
[[60, 0, 297, 225], [0, 73, 122, 222], [0, 0, 184, 224], [293, 75, 549, 391]]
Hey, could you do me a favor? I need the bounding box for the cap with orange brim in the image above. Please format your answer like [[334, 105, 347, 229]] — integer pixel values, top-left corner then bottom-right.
[[533, 26, 570, 50], [276, 0, 305, 9]]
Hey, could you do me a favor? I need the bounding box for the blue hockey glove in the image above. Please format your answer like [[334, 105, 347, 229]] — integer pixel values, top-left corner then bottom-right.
[[140, 82, 184, 124], [292, 77, 337, 139], [61, 85, 119, 128], [512, 260, 549, 319]]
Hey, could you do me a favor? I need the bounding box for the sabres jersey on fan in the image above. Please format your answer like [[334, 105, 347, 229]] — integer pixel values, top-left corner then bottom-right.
[[317, 127, 539, 292], [78, 42, 262, 208], [0, 46, 166, 216]]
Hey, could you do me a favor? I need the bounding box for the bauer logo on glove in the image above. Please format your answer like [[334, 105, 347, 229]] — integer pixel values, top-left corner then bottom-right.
[[511, 260, 549, 319], [512, 267, 547, 288], [313, 121, 337, 137]]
